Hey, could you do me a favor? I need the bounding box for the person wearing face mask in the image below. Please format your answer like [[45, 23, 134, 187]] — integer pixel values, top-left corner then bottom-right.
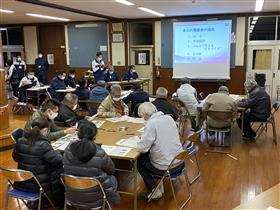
[[18, 68, 40, 103], [13, 55, 26, 81], [5, 59, 20, 98], [97, 84, 129, 118], [49, 70, 67, 100], [104, 65, 119, 82], [55, 93, 85, 127], [123, 65, 139, 81], [24, 99, 76, 141], [91, 52, 107, 83], [136, 102, 184, 201], [35, 51, 49, 85], [13, 117, 65, 209], [65, 68, 77, 88]]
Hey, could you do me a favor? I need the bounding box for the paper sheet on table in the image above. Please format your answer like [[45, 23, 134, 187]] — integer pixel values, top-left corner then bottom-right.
[[106, 117, 127, 123], [266, 207, 279, 210], [52, 134, 78, 151], [101, 145, 132, 157], [230, 94, 243, 102], [137, 127, 145, 132], [92, 120, 105, 128], [106, 116, 145, 124], [116, 136, 141, 148]]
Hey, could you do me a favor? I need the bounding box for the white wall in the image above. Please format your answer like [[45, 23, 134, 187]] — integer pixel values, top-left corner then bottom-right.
[[23, 26, 38, 64], [154, 21, 161, 66], [235, 17, 246, 66]]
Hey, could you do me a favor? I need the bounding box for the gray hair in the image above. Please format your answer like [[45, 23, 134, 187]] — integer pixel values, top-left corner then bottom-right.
[[97, 80, 106, 87], [63, 93, 78, 106], [156, 87, 168, 98], [244, 79, 258, 88], [181, 77, 191, 85], [218, 86, 229, 94], [110, 84, 122, 94], [138, 102, 157, 118]]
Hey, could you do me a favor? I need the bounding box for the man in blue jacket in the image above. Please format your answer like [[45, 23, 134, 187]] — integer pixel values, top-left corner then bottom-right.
[[35, 52, 49, 85], [105, 66, 119, 82], [123, 65, 139, 81], [89, 80, 109, 114], [49, 70, 67, 100]]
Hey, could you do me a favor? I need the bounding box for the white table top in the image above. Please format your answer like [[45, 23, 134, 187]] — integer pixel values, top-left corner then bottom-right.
[[26, 85, 50, 91], [56, 88, 76, 93]]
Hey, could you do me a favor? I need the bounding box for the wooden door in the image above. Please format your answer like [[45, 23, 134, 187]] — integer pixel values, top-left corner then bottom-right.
[[38, 25, 67, 83]]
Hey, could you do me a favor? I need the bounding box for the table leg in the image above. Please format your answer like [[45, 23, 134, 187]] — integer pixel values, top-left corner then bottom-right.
[[132, 159, 138, 210], [241, 110, 244, 135]]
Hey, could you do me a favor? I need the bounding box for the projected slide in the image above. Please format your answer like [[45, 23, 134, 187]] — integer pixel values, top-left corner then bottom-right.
[[173, 20, 232, 79]]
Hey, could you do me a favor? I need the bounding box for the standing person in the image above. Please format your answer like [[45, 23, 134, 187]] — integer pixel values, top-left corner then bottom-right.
[[13, 117, 64, 209], [237, 79, 271, 141], [13, 55, 26, 81], [91, 52, 107, 83], [63, 120, 120, 209], [123, 65, 139, 81], [65, 68, 77, 88], [35, 51, 49, 85], [5, 59, 19, 98]]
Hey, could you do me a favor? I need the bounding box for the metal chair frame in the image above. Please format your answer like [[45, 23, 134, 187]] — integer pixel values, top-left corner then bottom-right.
[[148, 150, 192, 210], [61, 174, 112, 210], [0, 167, 56, 210]]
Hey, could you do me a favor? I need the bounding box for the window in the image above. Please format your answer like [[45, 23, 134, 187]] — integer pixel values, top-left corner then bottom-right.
[[249, 16, 276, 41], [130, 22, 153, 45], [277, 16, 280, 40], [252, 49, 272, 70], [0, 27, 23, 45]]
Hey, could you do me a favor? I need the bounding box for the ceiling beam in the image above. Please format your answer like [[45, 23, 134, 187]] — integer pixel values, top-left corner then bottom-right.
[[16, 0, 121, 20]]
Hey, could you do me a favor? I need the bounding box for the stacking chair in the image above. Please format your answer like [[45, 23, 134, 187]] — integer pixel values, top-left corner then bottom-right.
[[61, 174, 112, 210], [148, 151, 191, 210], [86, 101, 101, 115], [10, 128, 24, 143], [0, 167, 56, 210], [205, 110, 235, 154], [254, 101, 280, 145], [183, 131, 201, 185]]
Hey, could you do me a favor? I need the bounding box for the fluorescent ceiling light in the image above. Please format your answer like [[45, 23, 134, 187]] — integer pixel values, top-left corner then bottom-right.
[[138, 7, 165, 17], [255, 0, 264, 12], [115, 0, 134, 6], [0, 9, 14, 13], [0, 28, 7, 31], [26, 13, 70, 21]]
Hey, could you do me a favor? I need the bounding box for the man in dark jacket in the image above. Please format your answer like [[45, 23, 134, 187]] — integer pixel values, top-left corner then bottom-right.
[[237, 79, 271, 141], [90, 80, 109, 103], [123, 83, 150, 116], [13, 117, 64, 208], [104, 66, 119, 82], [152, 87, 179, 121], [63, 120, 120, 209], [74, 78, 90, 100], [49, 70, 67, 100], [35, 51, 49, 85], [123, 65, 139, 81], [55, 93, 85, 127]]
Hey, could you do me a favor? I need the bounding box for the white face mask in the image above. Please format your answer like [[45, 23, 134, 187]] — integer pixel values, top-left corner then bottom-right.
[[70, 74, 75, 78], [73, 104, 78, 111], [28, 74, 34, 79], [132, 69, 136, 73], [97, 57, 102, 61], [60, 76, 66, 80], [38, 54, 43, 58], [17, 58, 21, 62], [113, 97, 120, 102], [109, 71, 114, 75], [48, 111, 58, 120]]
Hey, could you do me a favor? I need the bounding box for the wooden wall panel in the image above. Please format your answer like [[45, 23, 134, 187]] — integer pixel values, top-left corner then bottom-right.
[[153, 67, 246, 96]]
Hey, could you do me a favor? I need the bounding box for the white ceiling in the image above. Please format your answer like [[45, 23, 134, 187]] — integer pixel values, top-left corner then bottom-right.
[[0, 0, 103, 25], [0, 0, 279, 25]]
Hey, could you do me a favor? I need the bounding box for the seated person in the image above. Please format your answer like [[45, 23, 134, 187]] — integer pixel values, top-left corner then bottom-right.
[[24, 99, 76, 141], [55, 93, 85, 127], [123, 65, 138, 81], [13, 117, 64, 208], [97, 84, 129, 118], [136, 102, 184, 200], [173, 77, 198, 117], [237, 79, 271, 141], [122, 83, 149, 116], [202, 86, 237, 128], [65, 68, 76, 88], [63, 120, 120, 209], [74, 78, 90, 100], [49, 70, 67, 100], [105, 66, 119, 82], [152, 87, 178, 121], [18, 68, 40, 103], [90, 80, 109, 103]]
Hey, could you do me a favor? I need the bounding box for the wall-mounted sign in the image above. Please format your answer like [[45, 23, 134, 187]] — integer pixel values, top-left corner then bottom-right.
[[47, 54, 54, 64], [112, 33, 123, 43]]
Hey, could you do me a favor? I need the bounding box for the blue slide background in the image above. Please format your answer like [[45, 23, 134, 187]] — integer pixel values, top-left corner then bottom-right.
[[174, 21, 231, 64]]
